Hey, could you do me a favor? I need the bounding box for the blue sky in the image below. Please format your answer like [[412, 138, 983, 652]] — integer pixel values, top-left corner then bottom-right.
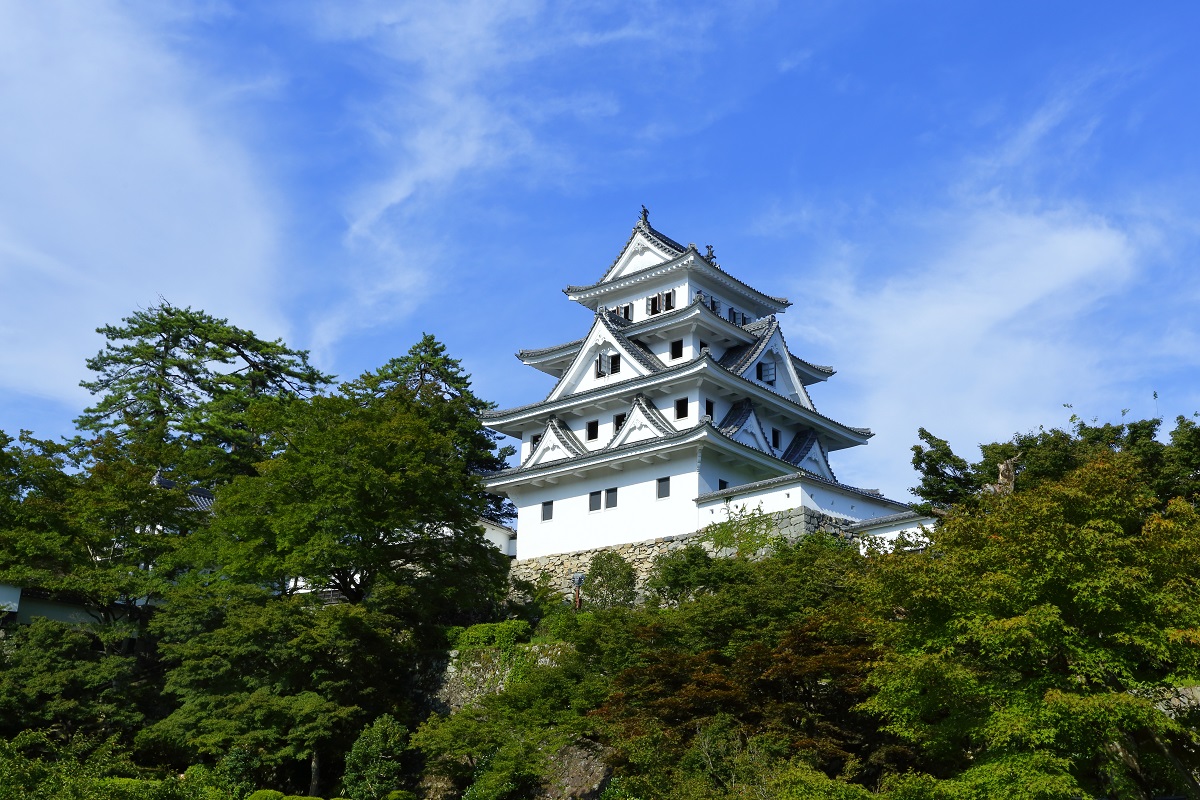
[[3, 0, 1200, 501]]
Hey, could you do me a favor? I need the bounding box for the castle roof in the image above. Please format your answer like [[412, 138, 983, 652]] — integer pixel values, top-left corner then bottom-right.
[[482, 349, 872, 450]]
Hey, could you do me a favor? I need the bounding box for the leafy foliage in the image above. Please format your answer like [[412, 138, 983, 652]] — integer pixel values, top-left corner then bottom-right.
[[77, 301, 332, 486], [584, 551, 636, 609]]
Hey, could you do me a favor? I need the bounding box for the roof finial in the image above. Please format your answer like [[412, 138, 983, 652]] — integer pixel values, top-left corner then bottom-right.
[[640, 204, 649, 225], [705, 244, 716, 261]]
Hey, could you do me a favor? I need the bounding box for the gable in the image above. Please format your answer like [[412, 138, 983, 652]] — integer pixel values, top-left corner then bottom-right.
[[744, 329, 815, 410], [607, 394, 675, 449], [602, 229, 678, 283], [800, 442, 835, 480], [523, 417, 585, 468], [731, 406, 772, 452], [546, 314, 660, 402]]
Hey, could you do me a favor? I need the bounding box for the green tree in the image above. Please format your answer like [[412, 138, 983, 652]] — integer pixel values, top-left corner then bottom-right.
[[342, 715, 409, 800], [148, 590, 412, 797], [77, 301, 331, 485], [341, 334, 514, 525], [583, 551, 636, 609], [210, 346, 508, 614], [861, 452, 1200, 798]]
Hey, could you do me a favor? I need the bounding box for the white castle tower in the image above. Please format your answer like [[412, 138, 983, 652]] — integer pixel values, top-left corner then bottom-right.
[[483, 210, 910, 560]]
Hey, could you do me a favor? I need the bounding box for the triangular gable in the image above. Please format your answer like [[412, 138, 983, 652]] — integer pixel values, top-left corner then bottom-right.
[[799, 440, 835, 481], [607, 394, 676, 449], [738, 326, 815, 411], [716, 399, 771, 452], [782, 430, 835, 480], [523, 416, 586, 468], [599, 224, 684, 284], [545, 312, 661, 402], [733, 406, 772, 452]]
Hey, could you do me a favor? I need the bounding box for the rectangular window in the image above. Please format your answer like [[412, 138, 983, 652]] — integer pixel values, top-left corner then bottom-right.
[[705, 399, 715, 419], [710, 297, 721, 314], [589, 491, 602, 512], [595, 354, 608, 377], [648, 295, 661, 315], [542, 501, 553, 521], [757, 361, 776, 384], [728, 306, 737, 323], [700, 340, 708, 351], [670, 339, 684, 359], [621, 303, 632, 320], [586, 420, 599, 440], [609, 354, 621, 374], [662, 289, 675, 311], [657, 476, 670, 499], [675, 398, 688, 419], [772, 428, 781, 449], [531, 433, 542, 448], [613, 412, 627, 432], [605, 487, 618, 508], [718, 479, 729, 490]]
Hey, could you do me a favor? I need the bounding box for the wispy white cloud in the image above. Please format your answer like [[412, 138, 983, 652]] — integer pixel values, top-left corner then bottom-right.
[[296, 1, 732, 355], [0, 2, 285, 414], [769, 80, 1178, 499]]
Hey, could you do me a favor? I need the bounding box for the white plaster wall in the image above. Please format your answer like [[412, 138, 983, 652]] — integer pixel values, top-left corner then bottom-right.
[[857, 517, 934, 552], [695, 477, 906, 526], [597, 277, 689, 324], [510, 451, 701, 559]]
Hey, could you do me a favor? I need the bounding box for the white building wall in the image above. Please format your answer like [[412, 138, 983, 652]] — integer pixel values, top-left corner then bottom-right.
[[509, 450, 701, 559], [695, 477, 906, 527]]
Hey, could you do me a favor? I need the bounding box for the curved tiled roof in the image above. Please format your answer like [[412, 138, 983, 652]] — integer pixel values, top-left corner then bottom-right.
[[489, 416, 799, 484], [781, 430, 819, 466], [483, 350, 872, 441], [516, 337, 586, 361], [845, 510, 928, 532], [595, 216, 687, 284], [597, 311, 664, 376], [567, 247, 790, 309]]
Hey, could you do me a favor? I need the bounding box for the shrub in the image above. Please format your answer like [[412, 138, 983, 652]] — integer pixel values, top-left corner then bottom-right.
[[246, 791, 285, 800], [583, 551, 636, 608], [342, 714, 408, 800], [455, 619, 531, 650]]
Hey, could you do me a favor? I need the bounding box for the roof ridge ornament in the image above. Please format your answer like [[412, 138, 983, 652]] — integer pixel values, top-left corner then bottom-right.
[[640, 204, 649, 225]]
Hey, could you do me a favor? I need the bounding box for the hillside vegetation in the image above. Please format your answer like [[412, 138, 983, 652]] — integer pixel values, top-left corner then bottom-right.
[[2, 305, 1199, 799]]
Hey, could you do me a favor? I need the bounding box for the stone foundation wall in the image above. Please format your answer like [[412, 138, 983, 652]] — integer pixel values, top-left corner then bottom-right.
[[508, 506, 857, 598]]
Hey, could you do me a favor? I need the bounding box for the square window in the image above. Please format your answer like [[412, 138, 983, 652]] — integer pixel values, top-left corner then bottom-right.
[[772, 428, 781, 449], [718, 479, 729, 490], [613, 412, 627, 432], [605, 487, 618, 508], [705, 399, 715, 419], [589, 491, 602, 512], [542, 501, 553, 521], [657, 476, 670, 499], [670, 339, 684, 359], [586, 420, 599, 440], [675, 398, 688, 419], [609, 354, 621, 374], [757, 361, 776, 384]]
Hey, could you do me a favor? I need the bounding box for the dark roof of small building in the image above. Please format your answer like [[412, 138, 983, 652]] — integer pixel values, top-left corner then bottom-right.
[[845, 510, 929, 532], [150, 471, 216, 512]]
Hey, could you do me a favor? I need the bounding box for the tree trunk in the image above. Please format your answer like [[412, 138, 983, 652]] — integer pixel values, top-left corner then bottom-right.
[[308, 749, 320, 798]]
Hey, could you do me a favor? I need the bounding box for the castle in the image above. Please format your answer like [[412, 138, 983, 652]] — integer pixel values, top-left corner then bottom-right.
[[483, 210, 915, 561]]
